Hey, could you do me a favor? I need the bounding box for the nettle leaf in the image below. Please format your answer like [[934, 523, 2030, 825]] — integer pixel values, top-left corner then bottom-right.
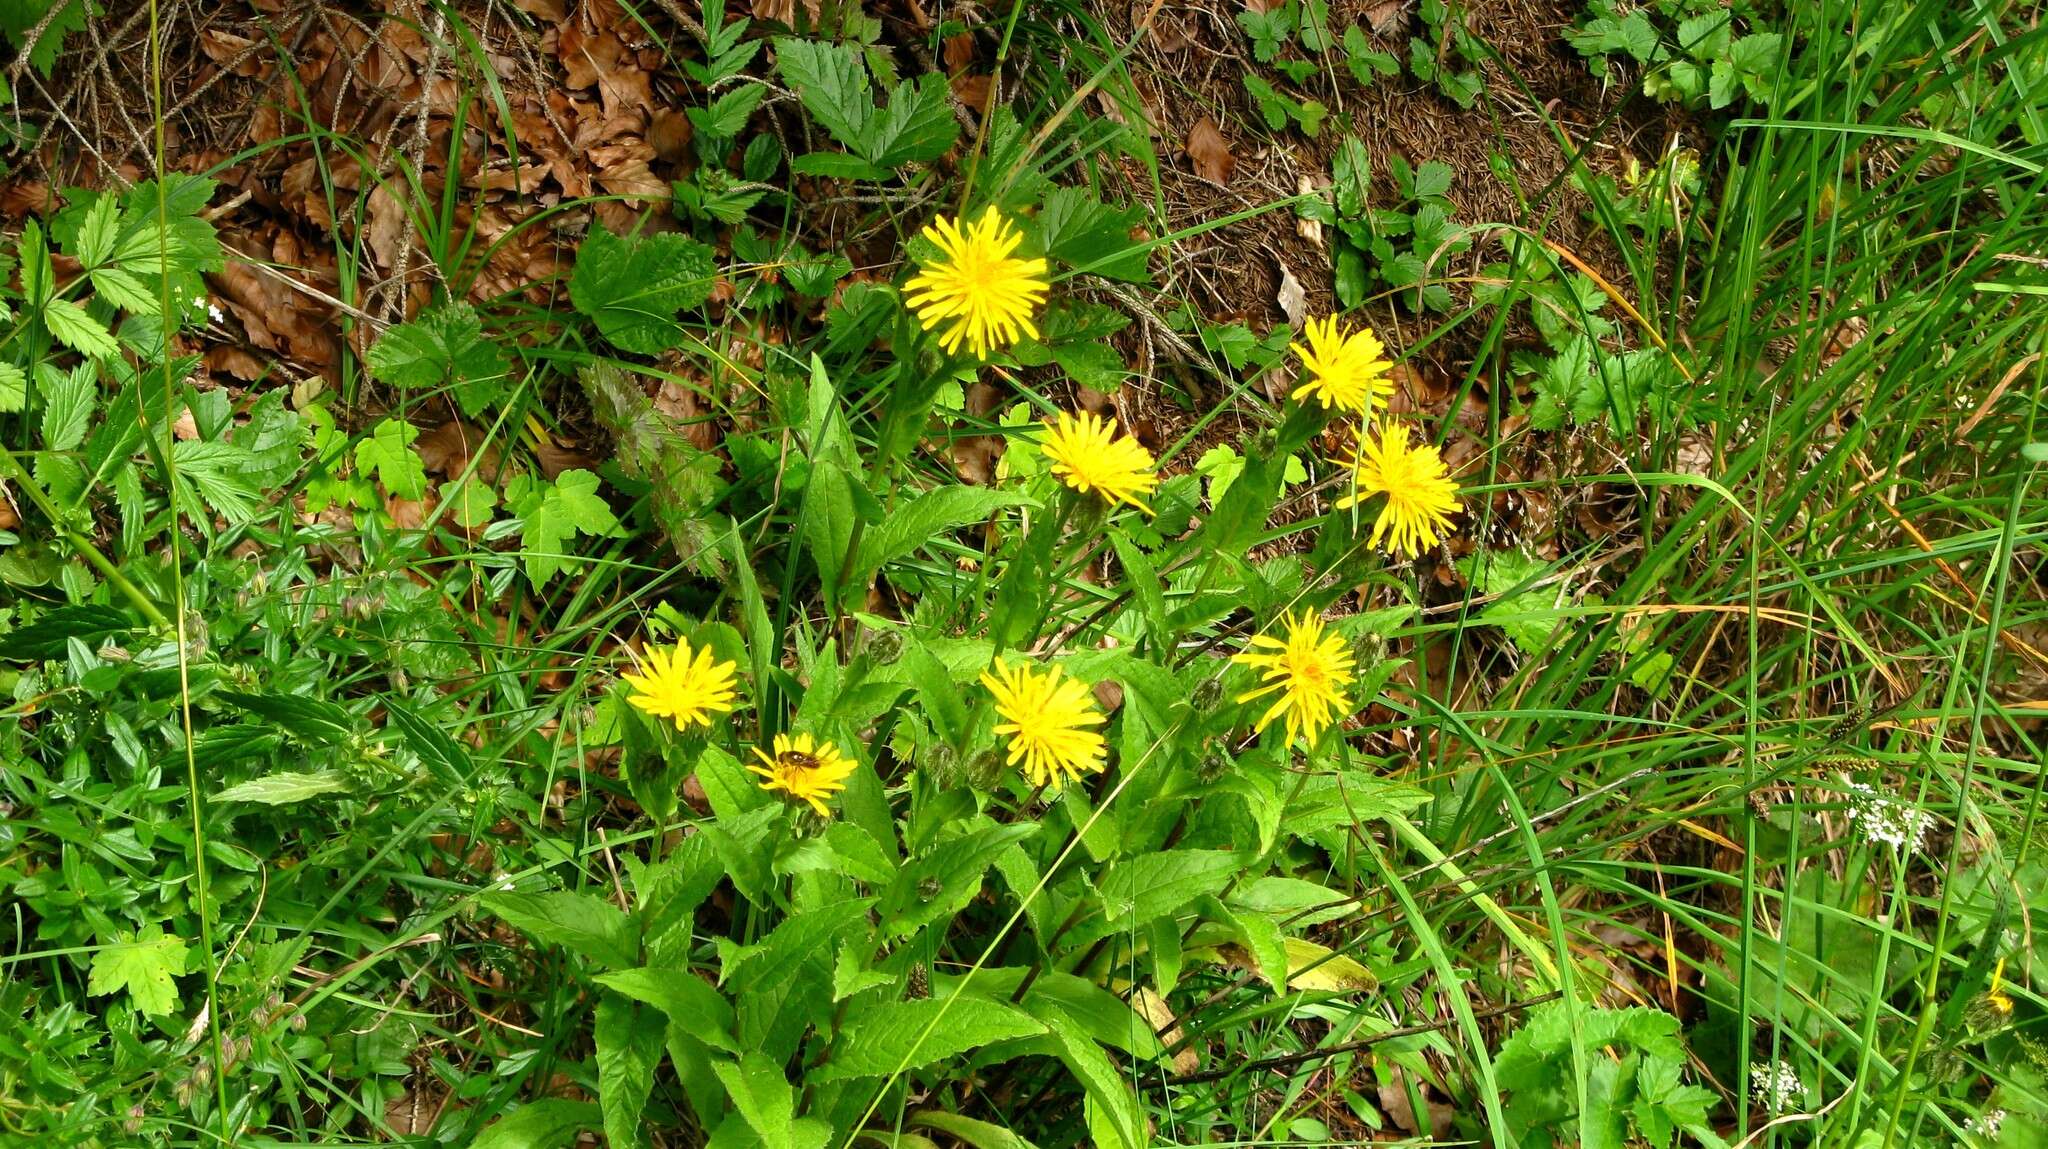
[[87, 924, 187, 1016], [366, 301, 512, 417], [354, 418, 428, 501], [569, 223, 716, 355], [816, 995, 1045, 1082], [0, 363, 24, 412], [869, 72, 959, 167], [513, 468, 619, 587]]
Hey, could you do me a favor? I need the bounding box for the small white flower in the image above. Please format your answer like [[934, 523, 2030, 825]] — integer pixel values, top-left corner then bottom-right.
[[1964, 1108, 2005, 1139], [207, 300, 226, 324], [1749, 1061, 1803, 1111], [1843, 781, 1932, 851]]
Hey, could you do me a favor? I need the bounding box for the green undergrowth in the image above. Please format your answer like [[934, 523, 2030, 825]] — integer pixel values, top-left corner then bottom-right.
[[3, 0, 2048, 1147]]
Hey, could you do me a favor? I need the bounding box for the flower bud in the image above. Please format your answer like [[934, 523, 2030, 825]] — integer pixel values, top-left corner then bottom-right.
[[1192, 676, 1225, 711], [968, 749, 1005, 790], [865, 628, 906, 665], [923, 744, 961, 789], [1197, 749, 1232, 783]]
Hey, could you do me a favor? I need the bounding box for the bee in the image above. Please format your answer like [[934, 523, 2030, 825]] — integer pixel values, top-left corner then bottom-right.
[[778, 750, 820, 771]]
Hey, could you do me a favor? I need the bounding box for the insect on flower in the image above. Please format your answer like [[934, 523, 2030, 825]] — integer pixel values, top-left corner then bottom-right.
[[748, 732, 857, 817], [903, 206, 1050, 358]]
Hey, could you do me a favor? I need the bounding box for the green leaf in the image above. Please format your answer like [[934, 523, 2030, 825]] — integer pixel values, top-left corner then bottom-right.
[[909, 1111, 1042, 1149], [688, 82, 767, 141], [43, 298, 120, 359], [813, 995, 1046, 1082], [39, 362, 95, 452], [1037, 186, 1148, 282], [855, 486, 1033, 578], [355, 418, 428, 501], [832, 944, 897, 1001], [870, 72, 960, 167], [569, 223, 717, 355], [710, 1051, 798, 1149], [366, 301, 512, 417], [0, 363, 24, 413], [480, 891, 639, 969], [214, 770, 353, 804], [171, 440, 264, 523], [1028, 1005, 1145, 1149], [1095, 849, 1241, 928], [879, 823, 1038, 940], [596, 994, 666, 1149], [518, 469, 619, 587], [471, 1100, 601, 1149], [774, 39, 873, 160], [87, 924, 187, 1016], [73, 193, 119, 266]]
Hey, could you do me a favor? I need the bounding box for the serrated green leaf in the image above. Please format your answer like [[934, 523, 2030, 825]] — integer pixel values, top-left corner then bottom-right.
[[171, 440, 263, 523], [870, 72, 959, 166], [0, 363, 23, 413], [710, 1051, 798, 1149], [909, 1111, 1042, 1149], [520, 468, 618, 587], [214, 770, 353, 804], [688, 82, 767, 141], [43, 298, 120, 359], [774, 38, 874, 158], [569, 224, 717, 355], [366, 301, 511, 417], [73, 194, 119, 266], [354, 418, 428, 501], [813, 995, 1045, 1081], [39, 362, 94, 451], [87, 925, 187, 1016], [595, 994, 665, 1149]]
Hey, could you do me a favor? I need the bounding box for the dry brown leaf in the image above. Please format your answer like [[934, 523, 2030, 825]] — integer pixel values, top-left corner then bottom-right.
[[415, 419, 501, 480], [510, 0, 568, 17], [206, 345, 267, 382], [950, 72, 992, 112], [1363, 0, 1410, 35], [1186, 117, 1234, 186], [1275, 262, 1307, 327], [649, 108, 693, 163], [1296, 175, 1325, 247]]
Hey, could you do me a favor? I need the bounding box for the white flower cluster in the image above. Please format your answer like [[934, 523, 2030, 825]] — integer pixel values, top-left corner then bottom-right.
[[1749, 1061, 1803, 1111], [1964, 1108, 2005, 1139], [1843, 781, 1931, 851]]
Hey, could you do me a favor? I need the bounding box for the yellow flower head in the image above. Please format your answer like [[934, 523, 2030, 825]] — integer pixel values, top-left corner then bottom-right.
[[903, 206, 1050, 358], [620, 640, 740, 732], [1042, 411, 1159, 513], [980, 657, 1108, 788], [1291, 316, 1395, 416], [1232, 609, 1356, 746], [749, 732, 858, 817], [1337, 422, 1462, 558]]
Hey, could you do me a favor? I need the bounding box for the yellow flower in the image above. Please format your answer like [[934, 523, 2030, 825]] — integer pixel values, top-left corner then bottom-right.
[[903, 206, 1050, 358], [980, 657, 1107, 788], [748, 732, 857, 817], [1232, 609, 1356, 746], [1337, 422, 1462, 558], [1291, 316, 1395, 416], [1042, 411, 1159, 513], [620, 640, 740, 731]]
